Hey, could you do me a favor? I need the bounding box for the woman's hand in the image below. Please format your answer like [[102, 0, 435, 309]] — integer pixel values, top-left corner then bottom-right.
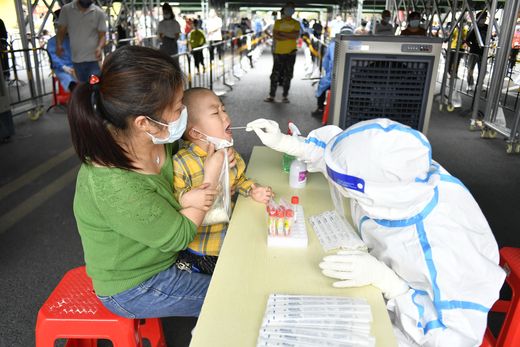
[[250, 184, 274, 204], [180, 183, 218, 211], [203, 144, 224, 188]]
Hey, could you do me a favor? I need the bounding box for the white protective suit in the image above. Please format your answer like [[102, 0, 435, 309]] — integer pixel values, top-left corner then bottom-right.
[[246, 118, 505, 347]]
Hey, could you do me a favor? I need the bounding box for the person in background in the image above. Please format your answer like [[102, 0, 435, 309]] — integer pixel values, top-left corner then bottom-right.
[[374, 10, 395, 36], [47, 10, 77, 92], [189, 19, 206, 74], [68, 45, 224, 319], [312, 19, 323, 39], [254, 15, 263, 38], [329, 14, 345, 38], [1, 18, 10, 80], [158, 3, 181, 57], [57, 0, 107, 82], [206, 9, 223, 62], [116, 19, 129, 48], [401, 11, 427, 36], [354, 20, 370, 35], [312, 38, 335, 117], [447, 21, 466, 78], [184, 15, 192, 35], [264, 2, 300, 103], [465, 11, 488, 92]]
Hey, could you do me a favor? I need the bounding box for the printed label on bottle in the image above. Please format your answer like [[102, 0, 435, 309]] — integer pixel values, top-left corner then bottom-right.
[[298, 171, 308, 182]]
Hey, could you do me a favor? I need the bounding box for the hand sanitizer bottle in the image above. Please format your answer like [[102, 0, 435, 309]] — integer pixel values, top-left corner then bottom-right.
[[289, 159, 307, 188]]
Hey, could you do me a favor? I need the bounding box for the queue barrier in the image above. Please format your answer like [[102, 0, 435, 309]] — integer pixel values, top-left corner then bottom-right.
[[1, 41, 52, 120]]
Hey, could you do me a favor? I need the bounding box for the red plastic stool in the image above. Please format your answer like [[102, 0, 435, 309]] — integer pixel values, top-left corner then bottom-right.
[[322, 90, 331, 125], [35, 266, 166, 347], [481, 247, 520, 347], [47, 76, 71, 112]]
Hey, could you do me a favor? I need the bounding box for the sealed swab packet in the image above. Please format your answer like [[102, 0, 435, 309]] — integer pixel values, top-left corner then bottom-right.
[[257, 294, 375, 347]]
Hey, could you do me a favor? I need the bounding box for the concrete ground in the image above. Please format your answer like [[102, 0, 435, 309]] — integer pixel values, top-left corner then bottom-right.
[[1, 49, 519, 347]]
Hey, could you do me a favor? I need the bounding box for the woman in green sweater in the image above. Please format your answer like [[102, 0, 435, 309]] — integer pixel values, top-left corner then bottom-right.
[[68, 45, 223, 318]]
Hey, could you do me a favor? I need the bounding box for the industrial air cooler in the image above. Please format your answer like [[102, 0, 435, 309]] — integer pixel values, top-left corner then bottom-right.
[[329, 35, 442, 134]]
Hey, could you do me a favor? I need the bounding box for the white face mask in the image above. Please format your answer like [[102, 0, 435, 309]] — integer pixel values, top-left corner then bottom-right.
[[146, 106, 187, 144], [193, 129, 234, 150]]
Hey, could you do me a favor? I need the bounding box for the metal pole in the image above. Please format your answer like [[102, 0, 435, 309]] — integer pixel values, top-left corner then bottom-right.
[[482, 0, 519, 125], [470, 0, 498, 125], [14, 0, 37, 101], [27, 0, 43, 100]]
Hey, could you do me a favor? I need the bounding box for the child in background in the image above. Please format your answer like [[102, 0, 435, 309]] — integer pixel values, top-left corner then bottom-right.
[[173, 87, 273, 274]]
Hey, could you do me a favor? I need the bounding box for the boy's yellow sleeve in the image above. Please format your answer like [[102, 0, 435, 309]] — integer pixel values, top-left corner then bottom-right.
[[172, 154, 193, 201], [233, 151, 255, 196]]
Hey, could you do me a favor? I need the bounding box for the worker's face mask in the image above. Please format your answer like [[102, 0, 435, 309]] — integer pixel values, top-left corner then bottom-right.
[[383, 16, 391, 23], [78, 0, 93, 9], [146, 106, 188, 145], [409, 19, 420, 28]]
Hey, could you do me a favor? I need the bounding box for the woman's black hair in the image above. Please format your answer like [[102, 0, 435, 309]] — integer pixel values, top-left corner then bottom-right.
[[67, 45, 183, 170]]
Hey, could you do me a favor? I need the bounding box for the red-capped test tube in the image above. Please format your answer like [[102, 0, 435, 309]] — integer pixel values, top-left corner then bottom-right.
[[284, 209, 294, 235], [268, 206, 277, 235], [276, 208, 285, 236]]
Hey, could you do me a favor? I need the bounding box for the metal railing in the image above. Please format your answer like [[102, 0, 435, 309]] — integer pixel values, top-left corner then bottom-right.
[[1, 41, 52, 120]]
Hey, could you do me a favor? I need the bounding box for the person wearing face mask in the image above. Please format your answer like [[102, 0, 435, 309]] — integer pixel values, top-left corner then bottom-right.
[[158, 3, 181, 57], [47, 10, 77, 92], [56, 0, 107, 82], [374, 10, 396, 36], [465, 11, 488, 92], [68, 46, 225, 319], [206, 9, 223, 62], [246, 117, 504, 347], [172, 88, 274, 274], [264, 2, 301, 103], [401, 11, 427, 36]]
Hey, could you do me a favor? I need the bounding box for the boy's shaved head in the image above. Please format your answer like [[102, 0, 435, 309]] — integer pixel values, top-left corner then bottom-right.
[[183, 87, 230, 142], [183, 87, 215, 124]]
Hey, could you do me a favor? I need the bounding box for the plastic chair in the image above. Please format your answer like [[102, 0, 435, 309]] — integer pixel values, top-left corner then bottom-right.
[[481, 247, 520, 347], [35, 266, 166, 347], [322, 90, 331, 125], [47, 75, 70, 112]]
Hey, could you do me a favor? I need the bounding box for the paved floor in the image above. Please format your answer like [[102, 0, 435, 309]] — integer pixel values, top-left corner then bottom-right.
[[0, 49, 519, 347]]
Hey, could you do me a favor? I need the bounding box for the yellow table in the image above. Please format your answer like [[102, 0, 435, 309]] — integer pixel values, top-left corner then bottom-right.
[[190, 147, 397, 347]]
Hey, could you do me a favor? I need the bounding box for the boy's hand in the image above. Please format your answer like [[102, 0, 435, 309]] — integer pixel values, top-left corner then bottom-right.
[[180, 183, 218, 211], [227, 148, 236, 169], [250, 184, 274, 204]]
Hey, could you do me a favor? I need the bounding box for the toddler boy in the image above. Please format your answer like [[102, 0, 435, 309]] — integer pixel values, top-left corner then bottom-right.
[[173, 87, 273, 274]]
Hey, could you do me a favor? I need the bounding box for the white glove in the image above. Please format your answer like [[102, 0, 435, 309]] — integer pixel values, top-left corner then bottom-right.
[[63, 65, 74, 75], [246, 118, 305, 157], [319, 250, 409, 300]]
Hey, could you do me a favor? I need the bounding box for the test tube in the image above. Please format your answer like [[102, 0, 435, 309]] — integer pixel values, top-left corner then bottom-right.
[[284, 209, 294, 236], [276, 208, 285, 236], [268, 207, 277, 235]]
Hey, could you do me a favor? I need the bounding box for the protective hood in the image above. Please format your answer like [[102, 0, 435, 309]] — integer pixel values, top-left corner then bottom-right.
[[325, 118, 440, 220]]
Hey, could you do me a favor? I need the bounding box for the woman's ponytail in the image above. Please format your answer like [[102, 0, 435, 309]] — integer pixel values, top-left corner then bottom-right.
[[67, 82, 135, 169]]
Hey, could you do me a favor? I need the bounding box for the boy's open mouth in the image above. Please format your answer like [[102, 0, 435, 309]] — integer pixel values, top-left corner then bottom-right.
[[225, 124, 232, 135]]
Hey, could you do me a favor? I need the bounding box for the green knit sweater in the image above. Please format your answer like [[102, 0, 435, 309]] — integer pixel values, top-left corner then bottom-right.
[[73, 143, 197, 296]]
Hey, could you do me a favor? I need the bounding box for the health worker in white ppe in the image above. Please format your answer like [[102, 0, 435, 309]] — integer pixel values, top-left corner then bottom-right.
[[246, 117, 505, 347]]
